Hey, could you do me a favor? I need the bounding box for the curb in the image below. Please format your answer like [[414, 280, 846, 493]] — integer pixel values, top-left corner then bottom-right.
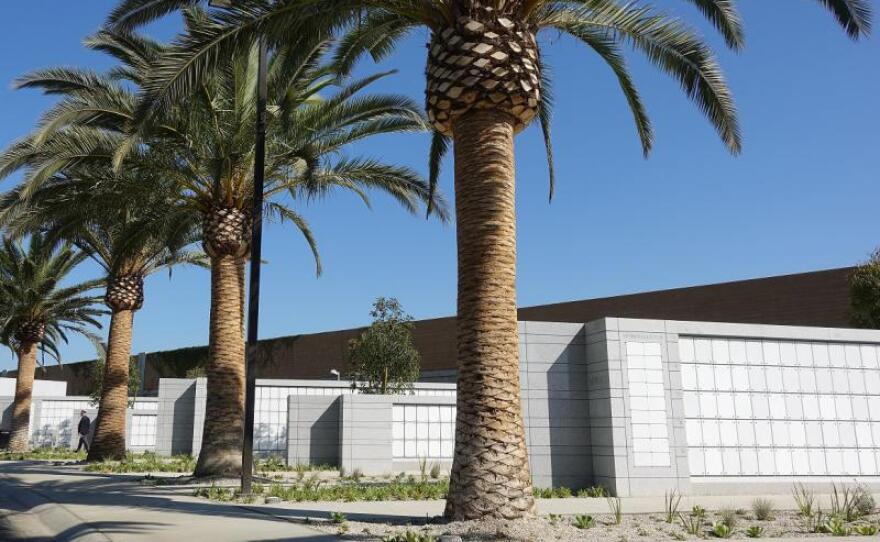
[[0, 475, 111, 542]]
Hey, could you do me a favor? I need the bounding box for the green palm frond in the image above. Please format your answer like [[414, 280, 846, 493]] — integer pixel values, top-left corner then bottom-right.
[[0, 233, 104, 358]]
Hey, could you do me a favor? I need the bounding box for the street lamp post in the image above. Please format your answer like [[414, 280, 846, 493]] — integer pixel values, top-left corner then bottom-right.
[[208, 0, 265, 497]]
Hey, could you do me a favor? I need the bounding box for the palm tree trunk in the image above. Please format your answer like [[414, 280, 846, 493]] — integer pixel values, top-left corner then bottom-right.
[[88, 309, 134, 461], [194, 254, 246, 476], [444, 109, 535, 520], [8, 342, 37, 452]]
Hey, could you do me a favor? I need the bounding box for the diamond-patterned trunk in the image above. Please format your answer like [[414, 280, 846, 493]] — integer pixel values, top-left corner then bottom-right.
[[425, 3, 540, 137], [8, 341, 38, 452], [88, 308, 136, 461], [194, 253, 246, 476]]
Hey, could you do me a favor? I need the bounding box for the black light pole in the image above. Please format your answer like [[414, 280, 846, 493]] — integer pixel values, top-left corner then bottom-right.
[[240, 34, 267, 496], [208, 0, 265, 497]]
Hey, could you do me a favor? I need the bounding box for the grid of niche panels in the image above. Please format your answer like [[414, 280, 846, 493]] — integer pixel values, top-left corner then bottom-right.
[[392, 404, 456, 459], [255, 385, 456, 457], [626, 342, 672, 467], [32, 399, 94, 447], [129, 413, 158, 447], [680, 337, 880, 477]]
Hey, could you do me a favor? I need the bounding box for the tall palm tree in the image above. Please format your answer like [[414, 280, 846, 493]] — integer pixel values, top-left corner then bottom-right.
[[0, 156, 202, 460], [1, 21, 448, 475], [106, 0, 871, 518], [0, 234, 104, 452]]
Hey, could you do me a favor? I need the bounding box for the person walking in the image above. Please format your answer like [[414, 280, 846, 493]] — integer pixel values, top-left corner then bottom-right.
[[76, 410, 91, 453]]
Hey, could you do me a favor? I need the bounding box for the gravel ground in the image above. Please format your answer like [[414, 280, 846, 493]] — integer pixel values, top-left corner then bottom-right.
[[315, 510, 880, 541]]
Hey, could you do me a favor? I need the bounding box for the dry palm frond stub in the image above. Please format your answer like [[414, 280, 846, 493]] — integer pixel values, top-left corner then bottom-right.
[[106, 274, 145, 311], [426, 4, 540, 136], [203, 206, 250, 258]]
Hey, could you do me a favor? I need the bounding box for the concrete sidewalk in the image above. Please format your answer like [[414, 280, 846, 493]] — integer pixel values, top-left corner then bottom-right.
[[0, 462, 339, 541], [0, 461, 875, 542]]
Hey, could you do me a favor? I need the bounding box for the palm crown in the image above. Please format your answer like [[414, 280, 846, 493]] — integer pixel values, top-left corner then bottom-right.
[[0, 233, 104, 360], [104, 0, 870, 200], [1, 20, 448, 274]]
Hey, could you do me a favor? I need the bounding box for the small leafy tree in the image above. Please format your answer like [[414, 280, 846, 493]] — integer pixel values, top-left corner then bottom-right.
[[850, 249, 880, 328], [347, 298, 420, 394]]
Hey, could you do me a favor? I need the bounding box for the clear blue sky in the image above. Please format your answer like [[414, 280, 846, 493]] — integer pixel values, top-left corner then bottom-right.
[[1, 2, 878, 371]]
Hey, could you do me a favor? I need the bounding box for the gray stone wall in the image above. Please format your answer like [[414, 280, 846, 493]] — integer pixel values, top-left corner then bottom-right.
[[156, 378, 198, 456], [287, 395, 340, 467], [520, 321, 592, 490]]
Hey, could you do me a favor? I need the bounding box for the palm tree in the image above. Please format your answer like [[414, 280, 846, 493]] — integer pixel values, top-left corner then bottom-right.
[[106, 0, 871, 518], [0, 156, 202, 460], [1, 22, 448, 475], [0, 234, 104, 452]]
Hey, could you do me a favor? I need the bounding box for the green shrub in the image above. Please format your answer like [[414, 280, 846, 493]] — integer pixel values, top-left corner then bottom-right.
[[577, 486, 607, 498], [745, 525, 764, 538], [691, 505, 707, 519], [572, 514, 596, 529], [710, 522, 732, 538], [751, 498, 774, 521], [329, 511, 346, 524], [854, 523, 879, 536], [821, 516, 851, 536]]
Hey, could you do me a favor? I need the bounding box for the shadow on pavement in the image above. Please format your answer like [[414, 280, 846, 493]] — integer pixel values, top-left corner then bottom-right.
[[0, 462, 344, 541]]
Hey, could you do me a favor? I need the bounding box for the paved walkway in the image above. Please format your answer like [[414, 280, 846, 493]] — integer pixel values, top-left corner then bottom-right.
[[0, 461, 875, 541], [0, 462, 339, 541]]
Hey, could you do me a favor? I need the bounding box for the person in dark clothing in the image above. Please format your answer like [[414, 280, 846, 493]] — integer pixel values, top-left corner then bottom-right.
[[76, 410, 90, 453]]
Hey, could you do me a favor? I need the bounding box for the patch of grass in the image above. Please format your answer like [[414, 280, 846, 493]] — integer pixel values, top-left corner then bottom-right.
[[0, 447, 84, 461], [572, 514, 596, 529], [329, 511, 346, 524], [751, 498, 774, 521], [84, 452, 195, 473], [691, 505, 707, 519], [197, 479, 450, 503], [664, 490, 682, 523], [533, 486, 574, 498], [577, 486, 607, 498], [608, 496, 623, 525]]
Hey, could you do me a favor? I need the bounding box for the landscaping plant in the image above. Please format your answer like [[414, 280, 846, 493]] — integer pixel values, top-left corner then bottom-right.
[[572, 514, 596, 530], [348, 298, 422, 394], [745, 525, 764, 538], [710, 521, 732, 539], [608, 496, 623, 525], [664, 489, 682, 523], [751, 498, 774, 521], [792, 483, 816, 517]]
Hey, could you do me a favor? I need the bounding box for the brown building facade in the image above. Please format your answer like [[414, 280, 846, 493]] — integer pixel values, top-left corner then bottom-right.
[[16, 267, 856, 395]]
